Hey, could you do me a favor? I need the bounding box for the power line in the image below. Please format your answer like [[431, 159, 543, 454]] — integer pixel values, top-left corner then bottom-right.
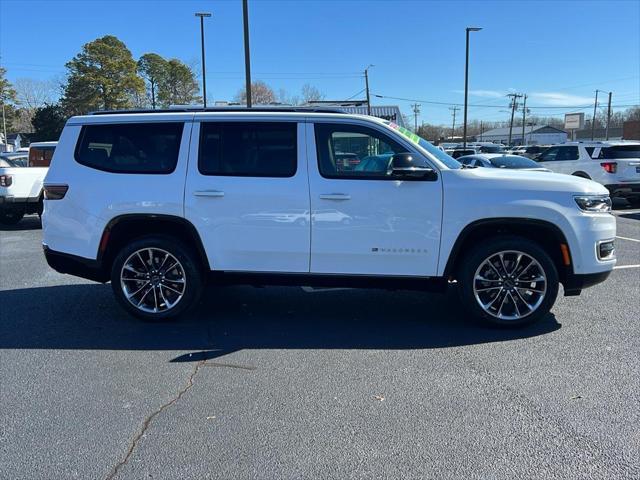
[[344, 89, 365, 101], [374, 93, 639, 109]]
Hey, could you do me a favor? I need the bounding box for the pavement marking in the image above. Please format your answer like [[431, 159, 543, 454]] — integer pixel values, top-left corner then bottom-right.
[[613, 264, 640, 270], [616, 235, 640, 243]]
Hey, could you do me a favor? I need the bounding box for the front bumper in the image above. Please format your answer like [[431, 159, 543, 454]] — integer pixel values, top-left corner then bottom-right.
[[43, 244, 108, 283], [562, 271, 611, 296]]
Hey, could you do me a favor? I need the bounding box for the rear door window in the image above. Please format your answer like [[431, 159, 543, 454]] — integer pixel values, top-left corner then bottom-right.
[[75, 123, 184, 174], [199, 122, 297, 177], [601, 145, 640, 159]]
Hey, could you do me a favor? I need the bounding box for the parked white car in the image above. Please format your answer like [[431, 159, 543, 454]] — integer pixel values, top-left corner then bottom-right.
[[42, 108, 616, 326], [0, 147, 54, 225], [458, 154, 551, 172], [536, 141, 640, 204]]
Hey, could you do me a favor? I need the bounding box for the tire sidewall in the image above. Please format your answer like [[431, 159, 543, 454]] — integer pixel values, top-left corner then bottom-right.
[[459, 236, 559, 327], [110, 235, 204, 321]]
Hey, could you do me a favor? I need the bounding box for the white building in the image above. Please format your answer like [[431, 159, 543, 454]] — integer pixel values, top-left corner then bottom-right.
[[479, 125, 568, 145]]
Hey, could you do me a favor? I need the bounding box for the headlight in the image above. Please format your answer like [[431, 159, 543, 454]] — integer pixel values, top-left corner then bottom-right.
[[574, 195, 612, 212]]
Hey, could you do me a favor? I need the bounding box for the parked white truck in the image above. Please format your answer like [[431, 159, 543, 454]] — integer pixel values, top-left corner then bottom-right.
[[0, 142, 57, 225]]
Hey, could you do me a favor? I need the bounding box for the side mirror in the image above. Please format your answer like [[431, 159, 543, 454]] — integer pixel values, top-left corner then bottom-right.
[[389, 153, 438, 180]]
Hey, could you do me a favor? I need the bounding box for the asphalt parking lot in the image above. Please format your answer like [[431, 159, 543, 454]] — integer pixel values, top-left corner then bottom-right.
[[1, 207, 638, 480]]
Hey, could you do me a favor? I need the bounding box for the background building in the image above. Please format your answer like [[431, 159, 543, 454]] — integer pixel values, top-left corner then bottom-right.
[[306, 101, 407, 128], [478, 125, 567, 145]]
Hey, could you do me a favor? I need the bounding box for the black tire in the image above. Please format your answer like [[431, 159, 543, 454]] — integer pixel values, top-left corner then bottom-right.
[[110, 235, 204, 321], [627, 197, 640, 207], [0, 211, 24, 226], [457, 235, 559, 327]]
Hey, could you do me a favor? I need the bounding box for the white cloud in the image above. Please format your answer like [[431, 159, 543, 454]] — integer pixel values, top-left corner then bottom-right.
[[452, 89, 505, 98], [530, 92, 593, 106], [468, 89, 505, 98]]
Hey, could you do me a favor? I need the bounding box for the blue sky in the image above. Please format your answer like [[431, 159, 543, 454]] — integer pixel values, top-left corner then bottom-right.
[[1, 0, 639, 124]]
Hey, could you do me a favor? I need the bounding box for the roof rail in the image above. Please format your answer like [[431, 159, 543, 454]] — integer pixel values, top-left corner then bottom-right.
[[89, 106, 347, 115]]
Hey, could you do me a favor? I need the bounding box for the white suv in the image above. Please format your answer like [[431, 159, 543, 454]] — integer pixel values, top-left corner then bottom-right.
[[42, 108, 616, 326], [536, 141, 640, 204]]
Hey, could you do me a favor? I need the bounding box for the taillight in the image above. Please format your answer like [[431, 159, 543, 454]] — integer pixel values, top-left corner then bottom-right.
[[43, 184, 69, 200], [600, 162, 617, 174], [0, 174, 12, 187]]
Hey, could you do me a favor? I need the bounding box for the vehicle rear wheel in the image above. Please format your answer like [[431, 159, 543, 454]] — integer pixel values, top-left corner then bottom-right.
[[0, 211, 24, 226], [458, 236, 559, 327], [111, 235, 204, 321]]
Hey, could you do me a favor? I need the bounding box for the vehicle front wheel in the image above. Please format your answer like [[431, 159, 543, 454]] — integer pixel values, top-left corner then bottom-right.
[[111, 235, 204, 321], [458, 236, 559, 327], [0, 211, 24, 226]]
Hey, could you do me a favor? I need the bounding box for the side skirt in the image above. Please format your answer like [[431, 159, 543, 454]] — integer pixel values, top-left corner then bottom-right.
[[208, 271, 449, 293]]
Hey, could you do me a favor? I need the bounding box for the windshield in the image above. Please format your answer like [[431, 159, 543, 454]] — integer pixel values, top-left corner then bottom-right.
[[386, 122, 461, 169], [489, 155, 540, 169]]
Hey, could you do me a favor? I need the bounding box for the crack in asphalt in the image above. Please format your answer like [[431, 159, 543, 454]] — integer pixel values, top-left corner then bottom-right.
[[104, 360, 206, 480]]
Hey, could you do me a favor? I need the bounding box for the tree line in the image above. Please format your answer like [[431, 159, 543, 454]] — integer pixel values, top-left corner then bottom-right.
[[1, 34, 327, 142]]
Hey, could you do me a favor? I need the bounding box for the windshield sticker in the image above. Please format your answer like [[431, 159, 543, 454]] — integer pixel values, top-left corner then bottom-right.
[[389, 122, 421, 145]]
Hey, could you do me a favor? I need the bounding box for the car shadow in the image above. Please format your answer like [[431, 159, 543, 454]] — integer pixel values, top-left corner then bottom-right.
[[618, 212, 640, 221], [0, 215, 42, 231], [0, 283, 561, 362]]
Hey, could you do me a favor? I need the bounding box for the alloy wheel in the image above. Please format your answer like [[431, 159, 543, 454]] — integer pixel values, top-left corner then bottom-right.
[[120, 248, 186, 314], [473, 250, 547, 321]]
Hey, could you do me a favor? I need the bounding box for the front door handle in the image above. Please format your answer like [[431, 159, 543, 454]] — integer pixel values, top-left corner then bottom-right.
[[319, 193, 351, 201], [194, 190, 225, 198]]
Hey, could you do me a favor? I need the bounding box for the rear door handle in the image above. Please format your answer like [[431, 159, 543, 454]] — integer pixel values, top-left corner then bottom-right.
[[319, 193, 351, 201], [194, 190, 225, 198]]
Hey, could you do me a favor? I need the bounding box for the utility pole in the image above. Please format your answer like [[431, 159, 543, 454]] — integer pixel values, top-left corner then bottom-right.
[[463, 27, 482, 150], [606, 91, 612, 140], [1, 104, 7, 152], [195, 12, 212, 108], [364, 65, 374, 115], [449, 106, 459, 140], [411, 103, 421, 132], [521, 94, 527, 146], [591, 89, 603, 140], [507, 93, 522, 146], [242, 0, 252, 108], [480, 120, 483, 141]]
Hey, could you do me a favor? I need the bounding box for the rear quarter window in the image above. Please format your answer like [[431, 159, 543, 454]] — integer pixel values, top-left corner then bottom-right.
[[74, 122, 184, 174]]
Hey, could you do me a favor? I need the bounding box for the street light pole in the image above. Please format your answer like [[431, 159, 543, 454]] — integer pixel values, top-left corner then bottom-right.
[[242, 0, 252, 108], [195, 12, 212, 108], [463, 27, 482, 150], [364, 65, 374, 115]]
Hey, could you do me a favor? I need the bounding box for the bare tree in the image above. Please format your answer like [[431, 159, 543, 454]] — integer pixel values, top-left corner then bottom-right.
[[12, 78, 57, 132], [235, 80, 276, 105], [14, 78, 56, 110], [300, 84, 325, 103]]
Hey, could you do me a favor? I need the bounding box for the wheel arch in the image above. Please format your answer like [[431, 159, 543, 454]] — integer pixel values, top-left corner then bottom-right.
[[98, 214, 210, 275], [572, 171, 591, 179], [443, 218, 573, 281]]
